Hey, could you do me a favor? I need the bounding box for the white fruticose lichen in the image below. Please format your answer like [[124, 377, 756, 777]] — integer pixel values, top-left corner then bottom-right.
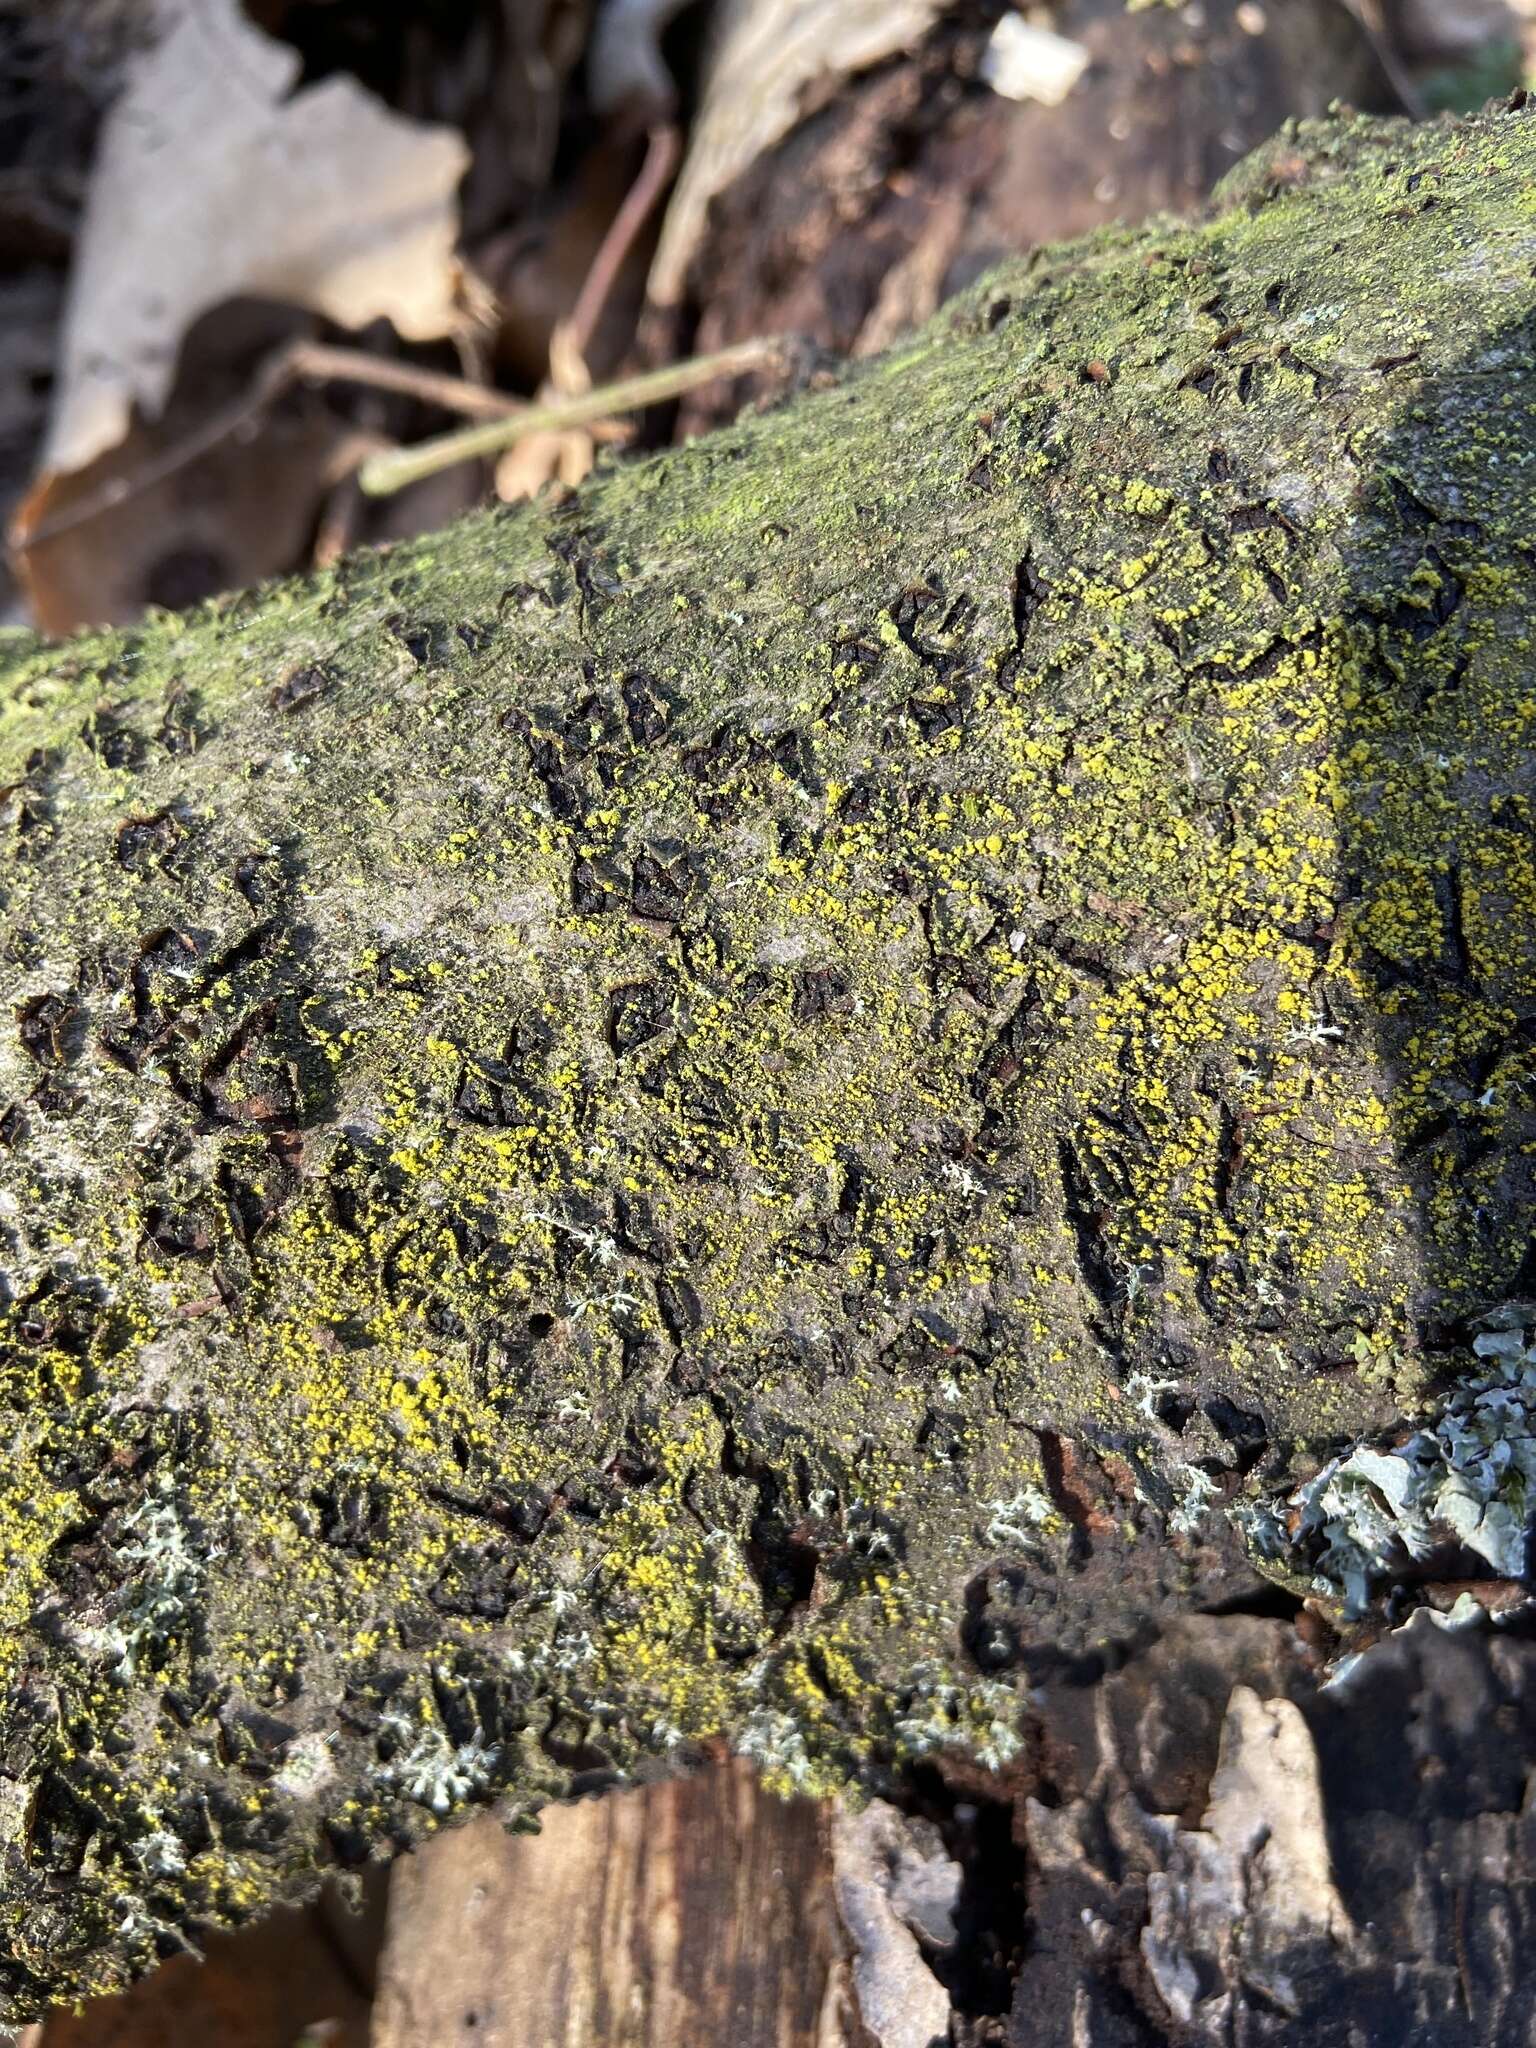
[[525, 1207, 624, 1268], [983, 1484, 1056, 1549], [568, 1282, 644, 1320], [381, 1717, 500, 1816], [106, 1476, 203, 1680], [1115, 1263, 1155, 1310], [1169, 1465, 1220, 1536], [1124, 1371, 1181, 1426], [940, 1159, 987, 1198], [737, 1707, 816, 1789], [971, 1692, 1026, 1772], [846, 1500, 899, 1559], [894, 1662, 1025, 1768], [1246, 1313, 1536, 1615], [130, 1830, 187, 1880], [114, 1895, 200, 1961], [551, 1627, 596, 1674], [1284, 1010, 1346, 1048]]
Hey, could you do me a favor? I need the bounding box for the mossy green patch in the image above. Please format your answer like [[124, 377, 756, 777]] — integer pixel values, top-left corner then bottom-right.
[[3, 99, 1536, 2014]]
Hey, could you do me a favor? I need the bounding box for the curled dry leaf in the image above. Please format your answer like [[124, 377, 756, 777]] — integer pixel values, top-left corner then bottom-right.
[[494, 420, 598, 503], [16, 380, 369, 635], [37, 0, 470, 484], [495, 299, 598, 504], [9, 0, 471, 632], [646, 0, 952, 309]]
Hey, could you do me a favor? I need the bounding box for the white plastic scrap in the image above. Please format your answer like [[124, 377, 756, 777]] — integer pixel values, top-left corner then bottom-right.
[[1248, 1318, 1536, 1615], [981, 15, 1090, 106]]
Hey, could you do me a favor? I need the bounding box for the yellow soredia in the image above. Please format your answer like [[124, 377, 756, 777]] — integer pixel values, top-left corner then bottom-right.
[[2, 100, 1536, 2015]]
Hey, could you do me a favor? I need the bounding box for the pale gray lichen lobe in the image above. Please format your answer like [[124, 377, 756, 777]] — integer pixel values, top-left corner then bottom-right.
[[1251, 1310, 1536, 1613]]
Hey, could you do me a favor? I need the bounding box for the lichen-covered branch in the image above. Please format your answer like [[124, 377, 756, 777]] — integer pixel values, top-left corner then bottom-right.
[[2, 99, 1536, 2016]]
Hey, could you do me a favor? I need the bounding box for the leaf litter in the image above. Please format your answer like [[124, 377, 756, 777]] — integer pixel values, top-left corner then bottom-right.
[[0, 0, 1530, 635]]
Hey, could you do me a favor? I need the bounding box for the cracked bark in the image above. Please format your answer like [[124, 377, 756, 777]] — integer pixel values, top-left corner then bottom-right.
[[2, 97, 1536, 2023]]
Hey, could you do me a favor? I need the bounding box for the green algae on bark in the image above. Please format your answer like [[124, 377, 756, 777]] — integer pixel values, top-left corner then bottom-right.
[[4, 97, 1536, 2014]]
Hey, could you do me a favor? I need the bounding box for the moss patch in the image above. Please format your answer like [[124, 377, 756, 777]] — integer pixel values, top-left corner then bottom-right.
[[2, 100, 1536, 2013]]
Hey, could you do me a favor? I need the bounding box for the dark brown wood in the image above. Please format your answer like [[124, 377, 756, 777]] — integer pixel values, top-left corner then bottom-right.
[[1005, 1613, 1536, 2046], [657, 0, 1400, 435]]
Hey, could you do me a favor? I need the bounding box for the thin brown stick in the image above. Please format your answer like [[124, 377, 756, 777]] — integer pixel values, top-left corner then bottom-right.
[[16, 341, 527, 551], [564, 121, 682, 371], [358, 337, 788, 500], [287, 341, 525, 422]]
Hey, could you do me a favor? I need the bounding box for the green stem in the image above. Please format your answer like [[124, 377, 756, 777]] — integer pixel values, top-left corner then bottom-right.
[[358, 337, 788, 498]]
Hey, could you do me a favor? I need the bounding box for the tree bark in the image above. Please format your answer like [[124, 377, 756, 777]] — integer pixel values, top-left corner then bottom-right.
[[2, 96, 1536, 2019]]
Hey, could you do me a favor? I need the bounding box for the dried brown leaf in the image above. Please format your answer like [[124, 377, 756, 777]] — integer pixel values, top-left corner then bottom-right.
[[44, 0, 469, 480]]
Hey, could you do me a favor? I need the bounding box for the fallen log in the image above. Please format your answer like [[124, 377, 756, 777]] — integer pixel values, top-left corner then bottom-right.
[[2, 95, 1536, 2018]]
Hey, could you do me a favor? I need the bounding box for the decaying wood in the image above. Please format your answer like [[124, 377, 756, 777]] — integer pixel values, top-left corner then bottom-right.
[[1005, 1609, 1536, 2045], [657, 0, 1403, 435], [4, 95, 1536, 2022], [365, 1611, 1536, 2048], [369, 1760, 848, 2047]]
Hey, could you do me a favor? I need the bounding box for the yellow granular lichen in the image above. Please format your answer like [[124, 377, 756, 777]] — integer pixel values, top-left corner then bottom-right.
[[2, 99, 1536, 2014]]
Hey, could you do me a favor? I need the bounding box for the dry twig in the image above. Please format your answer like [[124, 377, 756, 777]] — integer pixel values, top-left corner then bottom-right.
[[358, 337, 789, 499], [14, 340, 528, 550]]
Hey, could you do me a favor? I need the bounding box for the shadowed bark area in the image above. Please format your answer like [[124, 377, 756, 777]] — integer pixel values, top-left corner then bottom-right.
[[2, 96, 1536, 2018], [1002, 1610, 1536, 2047], [659, 0, 1402, 434]]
